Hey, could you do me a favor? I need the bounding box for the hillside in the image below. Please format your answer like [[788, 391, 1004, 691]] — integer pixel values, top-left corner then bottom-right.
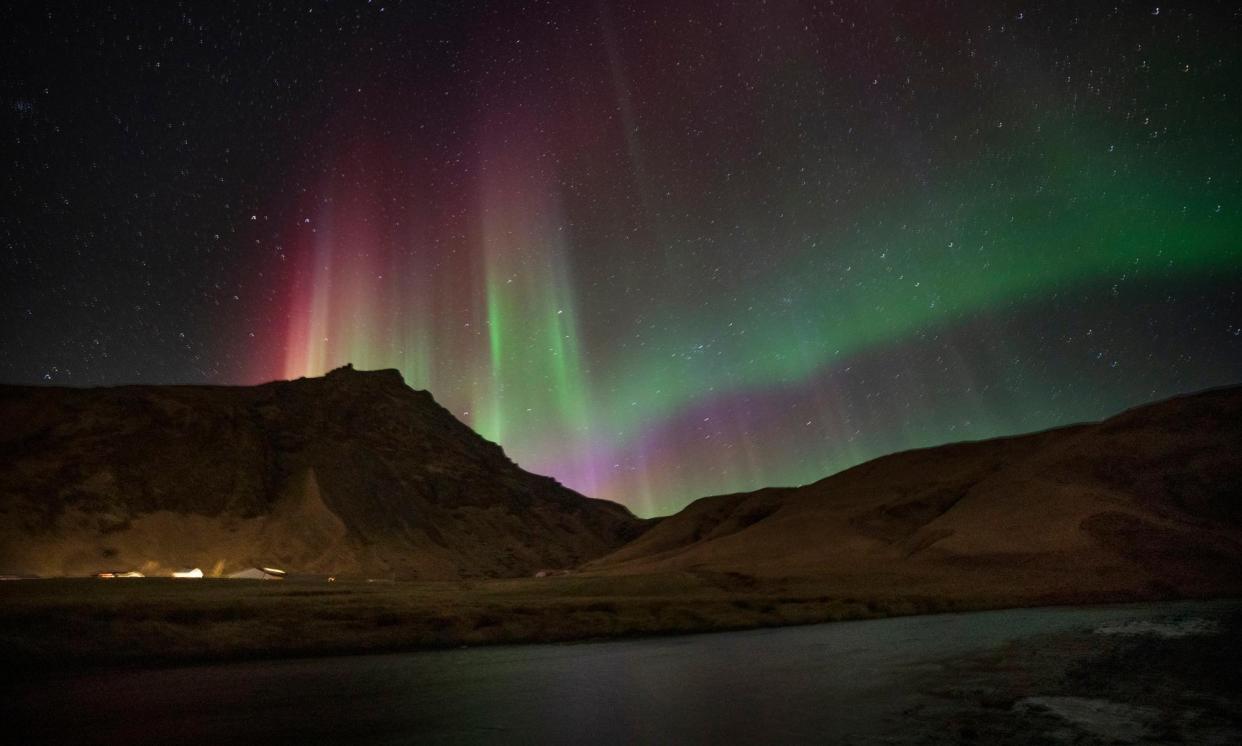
[[0, 365, 645, 579], [585, 386, 1242, 602]]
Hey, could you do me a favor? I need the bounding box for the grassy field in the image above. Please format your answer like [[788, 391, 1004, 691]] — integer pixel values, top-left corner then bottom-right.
[[0, 573, 1182, 670]]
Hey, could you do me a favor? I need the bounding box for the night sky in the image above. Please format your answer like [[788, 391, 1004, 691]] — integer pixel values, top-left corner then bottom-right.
[[4, 2, 1241, 516]]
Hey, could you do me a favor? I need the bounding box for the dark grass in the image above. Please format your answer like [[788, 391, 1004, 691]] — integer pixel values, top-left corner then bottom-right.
[[0, 576, 1228, 671]]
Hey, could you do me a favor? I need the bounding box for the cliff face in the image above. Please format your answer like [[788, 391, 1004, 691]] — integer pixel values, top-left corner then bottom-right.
[[0, 366, 645, 578], [586, 386, 1242, 602]]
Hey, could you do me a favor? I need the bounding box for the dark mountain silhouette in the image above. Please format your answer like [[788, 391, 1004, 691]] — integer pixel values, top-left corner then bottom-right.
[[585, 386, 1242, 603], [3, 369, 1239, 605], [0, 365, 645, 579]]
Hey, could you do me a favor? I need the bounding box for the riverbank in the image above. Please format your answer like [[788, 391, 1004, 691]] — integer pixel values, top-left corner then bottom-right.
[[0, 574, 1219, 670], [891, 603, 1242, 743]]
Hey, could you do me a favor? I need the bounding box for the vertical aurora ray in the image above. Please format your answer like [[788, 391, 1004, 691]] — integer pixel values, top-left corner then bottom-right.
[[280, 218, 334, 381], [393, 237, 435, 392], [278, 193, 388, 381], [473, 127, 602, 495]]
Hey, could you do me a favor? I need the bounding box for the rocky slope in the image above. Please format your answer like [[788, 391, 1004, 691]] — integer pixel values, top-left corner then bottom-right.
[[0, 365, 645, 579], [586, 386, 1242, 602]]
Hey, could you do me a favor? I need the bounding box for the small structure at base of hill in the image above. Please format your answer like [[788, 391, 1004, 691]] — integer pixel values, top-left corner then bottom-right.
[[227, 566, 286, 580], [92, 570, 144, 578], [171, 568, 204, 578]]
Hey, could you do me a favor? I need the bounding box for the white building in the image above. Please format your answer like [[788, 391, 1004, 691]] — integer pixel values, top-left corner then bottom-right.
[[227, 567, 286, 580]]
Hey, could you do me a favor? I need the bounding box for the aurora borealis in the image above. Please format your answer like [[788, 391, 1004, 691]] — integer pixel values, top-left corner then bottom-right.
[[4, 2, 1241, 515]]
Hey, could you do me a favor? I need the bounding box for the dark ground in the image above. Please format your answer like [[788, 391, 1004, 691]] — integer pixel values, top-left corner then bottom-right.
[[0, 575, 1182, 670]]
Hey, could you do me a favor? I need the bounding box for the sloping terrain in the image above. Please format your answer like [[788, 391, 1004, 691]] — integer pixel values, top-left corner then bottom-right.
[[587, 386, 1242, 602], [0, 365, 644, 579]]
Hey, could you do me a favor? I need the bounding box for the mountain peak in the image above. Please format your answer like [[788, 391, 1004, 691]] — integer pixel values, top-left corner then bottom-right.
[[323, 363, 406, 387]]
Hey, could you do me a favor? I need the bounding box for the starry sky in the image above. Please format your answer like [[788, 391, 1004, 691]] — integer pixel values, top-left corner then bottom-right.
[[3, 2, 1241, 516]]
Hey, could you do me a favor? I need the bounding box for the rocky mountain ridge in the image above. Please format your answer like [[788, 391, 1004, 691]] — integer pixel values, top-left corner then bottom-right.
[[0, 365, 645, 578]]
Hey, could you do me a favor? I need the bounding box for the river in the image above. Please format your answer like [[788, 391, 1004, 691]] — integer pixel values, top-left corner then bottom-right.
[[8, 599, 1236, 744]]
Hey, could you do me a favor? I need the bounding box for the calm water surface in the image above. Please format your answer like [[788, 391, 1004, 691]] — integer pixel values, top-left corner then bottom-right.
[[9, 600, 1235, 744]]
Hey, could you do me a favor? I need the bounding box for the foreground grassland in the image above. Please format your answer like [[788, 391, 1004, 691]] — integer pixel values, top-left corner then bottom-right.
[[0, 574, 1187, 669]]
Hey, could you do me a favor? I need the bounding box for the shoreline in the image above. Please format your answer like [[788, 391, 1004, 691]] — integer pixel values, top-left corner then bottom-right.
[[3, 576, 1232, 672]]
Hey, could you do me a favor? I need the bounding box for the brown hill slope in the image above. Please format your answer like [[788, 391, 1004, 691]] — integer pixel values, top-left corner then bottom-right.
[[586, 386, 1242, 602], [0, 365, 644, 579]]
